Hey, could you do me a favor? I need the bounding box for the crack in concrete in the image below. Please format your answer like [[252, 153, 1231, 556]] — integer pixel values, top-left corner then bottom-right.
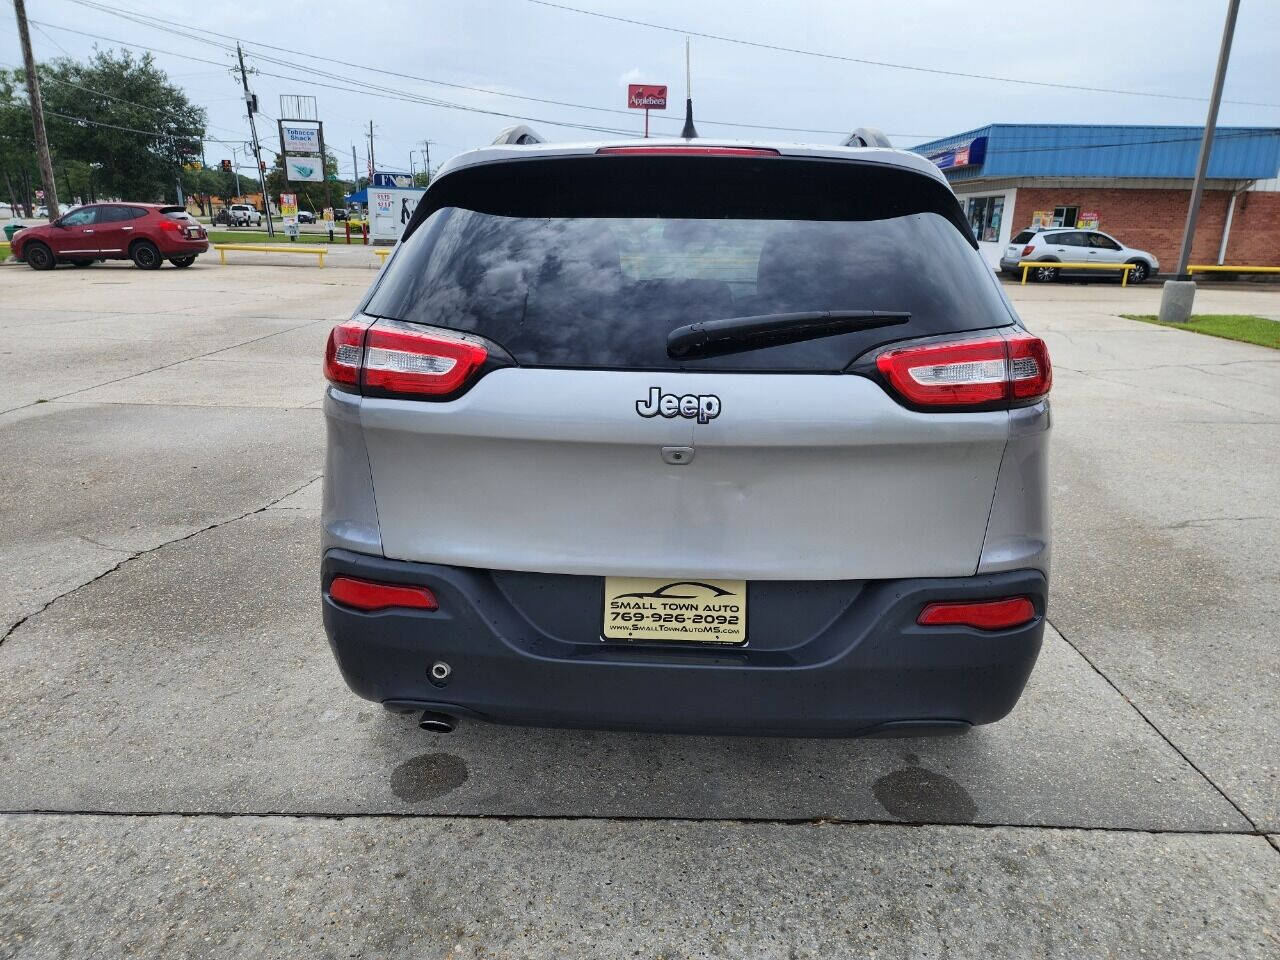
[[1161, 515, 1280, 530], [0, 808, 1274, 840], [0, 473, 322, 651], [1048, 617, 1262, 835]]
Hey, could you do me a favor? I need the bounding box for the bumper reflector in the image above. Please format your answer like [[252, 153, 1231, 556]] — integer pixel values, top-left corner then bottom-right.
[[917, 597, 1036, 630], [329, 576, 439, 612]]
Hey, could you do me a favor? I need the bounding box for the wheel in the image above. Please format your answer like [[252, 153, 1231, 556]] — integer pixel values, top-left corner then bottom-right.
[[70, 258, 94, 267], [24, 241, 55, 271], [1032, 263, 1060, 283], [169, 256, 195, 268], [131, 240, 162, 270], [1126, 260, 1150, 284]]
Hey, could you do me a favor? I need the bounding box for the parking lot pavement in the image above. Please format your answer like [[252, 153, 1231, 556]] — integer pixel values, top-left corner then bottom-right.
[[1, 264, 1278, 955], [3, 816, 1278, 960]]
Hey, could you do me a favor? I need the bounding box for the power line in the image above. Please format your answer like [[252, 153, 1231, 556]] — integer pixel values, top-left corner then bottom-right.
[[53, 0, 931, 138], [24, 16, 639, 138], [526, 0, 1280, 110]]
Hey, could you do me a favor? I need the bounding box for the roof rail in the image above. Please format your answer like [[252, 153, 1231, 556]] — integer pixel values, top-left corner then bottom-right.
[[842, 127, 893, 148], [493, 125, 546, 145]]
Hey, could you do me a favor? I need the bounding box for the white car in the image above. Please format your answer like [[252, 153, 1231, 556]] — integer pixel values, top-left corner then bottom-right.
[[1000, 228, 1159, 283]]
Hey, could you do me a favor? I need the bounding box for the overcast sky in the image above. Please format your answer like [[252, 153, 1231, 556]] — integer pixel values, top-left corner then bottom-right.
[[4, 0, 1278, 177]]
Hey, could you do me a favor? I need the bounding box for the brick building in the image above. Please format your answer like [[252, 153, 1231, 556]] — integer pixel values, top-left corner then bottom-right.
[[909, 124, 1280, 272]]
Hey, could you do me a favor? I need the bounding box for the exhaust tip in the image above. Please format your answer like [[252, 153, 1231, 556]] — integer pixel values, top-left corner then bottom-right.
[[418, 710, 456, 733]]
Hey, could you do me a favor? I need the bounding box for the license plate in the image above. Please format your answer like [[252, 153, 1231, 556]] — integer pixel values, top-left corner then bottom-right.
[[602, 577, 746, 644]]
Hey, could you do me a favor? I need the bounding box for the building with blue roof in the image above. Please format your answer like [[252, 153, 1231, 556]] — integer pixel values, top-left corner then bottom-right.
[[909, 124, 1280, 271]]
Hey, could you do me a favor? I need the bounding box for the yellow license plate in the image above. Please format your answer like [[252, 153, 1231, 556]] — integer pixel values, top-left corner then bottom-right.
[[602, 577, 747, 644]]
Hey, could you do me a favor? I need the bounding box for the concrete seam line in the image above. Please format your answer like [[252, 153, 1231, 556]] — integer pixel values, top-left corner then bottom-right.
[[0, 808, 1273, 839], [0, 316, 332, 418], [1047, 617, 1262, 834], [0, 472, 322, 650]]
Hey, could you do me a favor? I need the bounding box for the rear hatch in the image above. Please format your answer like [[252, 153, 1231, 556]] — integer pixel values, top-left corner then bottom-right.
[[1006, 229, 1036, 262], [354, 150, 1016, 580]]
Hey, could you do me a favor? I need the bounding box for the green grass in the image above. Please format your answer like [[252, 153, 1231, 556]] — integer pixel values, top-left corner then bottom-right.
[[0, 242, 9, 261], [1121, 314, 1280, 350]]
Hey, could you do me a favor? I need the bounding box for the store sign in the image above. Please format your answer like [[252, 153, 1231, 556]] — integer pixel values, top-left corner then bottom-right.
[[285, 156, 323, 182], [373, 171, 414, 188], [926, 135, 988, 171], [1076, 210, 1099, 229], [1031, 210, 1054, 230], [281, 125, 320, 153], [627, 84, 668, 110], [369, 187, 424, 243]]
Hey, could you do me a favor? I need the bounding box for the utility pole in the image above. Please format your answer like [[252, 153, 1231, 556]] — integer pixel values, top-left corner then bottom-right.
[[236, 43, 275, 236], [1158, 0, 1241, 324], [422, 140, 432, 183], [368, 121, 376, 177], [12, 0, 59, 220]]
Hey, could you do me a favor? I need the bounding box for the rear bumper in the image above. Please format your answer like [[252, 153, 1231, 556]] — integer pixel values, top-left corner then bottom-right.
[[160, 238, 209, 255], [321, 550, 1047, 736]]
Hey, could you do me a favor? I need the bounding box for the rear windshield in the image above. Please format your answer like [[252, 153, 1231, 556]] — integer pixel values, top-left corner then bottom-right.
[[1012, 230, 1036, 244], [364, 156, 1012, 372]]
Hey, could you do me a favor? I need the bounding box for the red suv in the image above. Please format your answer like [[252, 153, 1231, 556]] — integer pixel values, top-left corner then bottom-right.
[[13, 203, 209, 271]]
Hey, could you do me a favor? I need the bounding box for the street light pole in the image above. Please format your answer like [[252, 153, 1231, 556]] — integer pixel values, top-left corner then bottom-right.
[[1158, 0, 1241, 323]]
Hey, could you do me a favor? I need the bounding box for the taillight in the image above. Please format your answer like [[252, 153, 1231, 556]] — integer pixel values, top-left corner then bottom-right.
[[329, 575, 439, 612], [324, 318, 491, 398], [917, 597, 1036, 630], [323, 318, 370, 388], [1021, 244, 1035, 257], [875, 330, 1051, 410], [595, 145, 781, 157], [363, 320, 489, 397], [159, 218, 182, 233]]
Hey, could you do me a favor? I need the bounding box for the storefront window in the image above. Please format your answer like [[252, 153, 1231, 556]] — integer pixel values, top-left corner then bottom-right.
[[966, 196, 1004, 243], [1051, 205, 1079, 228]]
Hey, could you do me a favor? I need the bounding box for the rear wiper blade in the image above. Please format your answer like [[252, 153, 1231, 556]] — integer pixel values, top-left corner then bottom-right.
[[667, 310, 911, 360]]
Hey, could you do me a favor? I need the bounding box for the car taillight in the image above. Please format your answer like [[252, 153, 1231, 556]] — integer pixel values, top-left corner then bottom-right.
[[329, 575, 438, 612], [1021, 244, 1035, 257], [917, 597, 1036, 630], [159, 218, 182, 232], [875, 330, 1051, 410], [323, 317, 490, 398], [323, 318, 370, 387]]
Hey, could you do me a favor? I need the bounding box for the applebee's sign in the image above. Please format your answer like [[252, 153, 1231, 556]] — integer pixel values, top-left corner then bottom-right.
[[627, 84, 668, 110]]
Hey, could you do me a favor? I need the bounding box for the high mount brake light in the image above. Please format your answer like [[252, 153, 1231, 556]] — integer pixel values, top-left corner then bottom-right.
[[329, 575, 439, 612], [917, 597, 1036, 630], [323, 318, 490, 398], [594, 146, 781, 157], [875, 331, 1051, 409]]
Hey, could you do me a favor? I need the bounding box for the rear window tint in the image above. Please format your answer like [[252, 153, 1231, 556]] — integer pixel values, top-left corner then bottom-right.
[[1011, 230, 1036, 244], [364, 156, 1013, 372]]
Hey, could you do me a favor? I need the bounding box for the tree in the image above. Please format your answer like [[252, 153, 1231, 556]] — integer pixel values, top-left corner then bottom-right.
[[37, 50, 206, 202], [0, 68, 39, 215]]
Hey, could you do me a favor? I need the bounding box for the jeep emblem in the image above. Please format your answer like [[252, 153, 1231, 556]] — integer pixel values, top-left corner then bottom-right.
[[636, 387, 721, 424]]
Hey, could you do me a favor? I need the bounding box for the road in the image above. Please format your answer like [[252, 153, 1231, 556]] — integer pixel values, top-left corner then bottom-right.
[[0, 258, 1277, 958]]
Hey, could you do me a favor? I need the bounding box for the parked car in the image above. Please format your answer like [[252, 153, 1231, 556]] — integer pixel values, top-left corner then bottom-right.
[[333, 208, 348, 222], [319, 136, 1053, 737], [212, 203, 262, 227], [297, 210, 316, 224], [1000, 228, 1158, 283], [13, 202, 208, 270]]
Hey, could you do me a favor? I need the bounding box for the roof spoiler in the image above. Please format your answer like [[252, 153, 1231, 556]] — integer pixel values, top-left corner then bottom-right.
[[493, 125, 546, 145], [842, 128, 893, 148]]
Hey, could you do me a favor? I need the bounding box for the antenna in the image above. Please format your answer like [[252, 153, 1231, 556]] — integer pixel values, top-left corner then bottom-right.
[[680, 36, 699, 139]]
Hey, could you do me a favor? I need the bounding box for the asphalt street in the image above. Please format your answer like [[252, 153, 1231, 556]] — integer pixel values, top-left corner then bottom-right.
[[0, 257, 1277, 958]]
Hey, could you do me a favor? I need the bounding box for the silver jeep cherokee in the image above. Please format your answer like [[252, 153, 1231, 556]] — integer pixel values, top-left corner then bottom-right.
[[321, 135, 1052, 736]]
